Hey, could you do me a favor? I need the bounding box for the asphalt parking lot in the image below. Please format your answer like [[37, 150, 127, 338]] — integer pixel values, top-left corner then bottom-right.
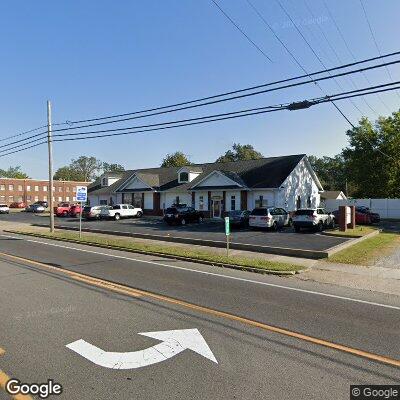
[[0, 212, 350, 254]]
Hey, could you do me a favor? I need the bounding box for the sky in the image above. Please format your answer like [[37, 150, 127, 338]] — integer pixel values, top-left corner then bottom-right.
[[0, 0, 399, 179]]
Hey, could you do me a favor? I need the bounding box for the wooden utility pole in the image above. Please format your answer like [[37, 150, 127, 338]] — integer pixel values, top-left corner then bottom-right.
[[47, 100, 55, 233]]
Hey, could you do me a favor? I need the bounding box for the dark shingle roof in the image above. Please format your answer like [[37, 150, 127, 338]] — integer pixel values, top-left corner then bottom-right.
[[89, 154, 306, 195]]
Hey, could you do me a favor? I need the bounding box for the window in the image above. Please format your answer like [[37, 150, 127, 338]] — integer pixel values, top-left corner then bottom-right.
[[58, 197, 62, 202], [58, 187, 62, 192], [26, 195, 31, 201], [17, 196, 23, 202], [26, 185, 31, 191], [65, 196, 70, 202], [175, 196, 180, 205], [0, 196, 5, 202], [8, 196, 14, 202], [199, 195, 204, 210], [34, 196, 39, 202], [8, 184, 14, 191], [18, 185, 23, 191], [133, 193, 142, 208], [73, 197, 76, 201], [35, 186, 39, 192], [307, 196, 311, 208], [102, 178, 107, 186], [43, 186, 47, 192], [296, 196, 301, 210], [255, 195, 267, 208], [66, 187, 70, 192], [43, 196, 47, 201], [0, 185, 4, 191], [179, 172, 189, 183], [100, 200, 108, 205], [230, 195, 236, 211]]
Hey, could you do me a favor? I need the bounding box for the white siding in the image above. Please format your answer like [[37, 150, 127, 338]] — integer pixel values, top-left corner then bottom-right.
[[164, 192, 191, 208], [125, 176, 150, 190], [248, 190, 275, 210], [144, 192, 153, 209], [195, 171, 240, 188], [195, 191, 208, 211], [226, 190, 241, 211], [277, 158, 320, 211]]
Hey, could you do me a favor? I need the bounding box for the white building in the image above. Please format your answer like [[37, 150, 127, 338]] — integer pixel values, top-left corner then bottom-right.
[[88, 154, 323, 217]]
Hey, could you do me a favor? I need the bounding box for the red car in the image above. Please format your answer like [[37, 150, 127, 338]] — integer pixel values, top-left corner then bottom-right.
[[69, 204, 83, 217], [332, 207, 380, 225], [9, 201, 26, 208], [54, 203, 83, 217]]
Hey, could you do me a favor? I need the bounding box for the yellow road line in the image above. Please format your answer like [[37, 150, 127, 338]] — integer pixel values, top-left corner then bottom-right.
[[1, 251, 399, 368]]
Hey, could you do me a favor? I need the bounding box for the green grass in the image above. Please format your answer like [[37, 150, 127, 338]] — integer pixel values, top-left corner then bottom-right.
[[328, 232, 399, 265], [10, 229, 303, 273], [327, 226, 378, 237]]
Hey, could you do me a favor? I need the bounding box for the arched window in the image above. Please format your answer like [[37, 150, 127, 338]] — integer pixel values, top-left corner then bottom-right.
[[296, 196, 301, 210], [307, 196, 311, 208]]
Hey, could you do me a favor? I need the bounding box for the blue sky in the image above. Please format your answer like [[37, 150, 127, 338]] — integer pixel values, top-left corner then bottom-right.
[[0, 0, 399, 178]]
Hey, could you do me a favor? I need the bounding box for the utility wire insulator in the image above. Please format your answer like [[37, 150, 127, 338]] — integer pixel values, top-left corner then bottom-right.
[[287, 100, 316, 111]]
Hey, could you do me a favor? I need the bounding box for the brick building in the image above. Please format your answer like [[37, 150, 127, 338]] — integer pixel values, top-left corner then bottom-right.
[[0, 178, 90, 206]]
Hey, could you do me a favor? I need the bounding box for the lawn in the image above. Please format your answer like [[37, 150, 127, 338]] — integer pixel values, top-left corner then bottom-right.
[[8, 229, 303, 273], [328, 232, 399, 265], [326, 226, 378, 237]]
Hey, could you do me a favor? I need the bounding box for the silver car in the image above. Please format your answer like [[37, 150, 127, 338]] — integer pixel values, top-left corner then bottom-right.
[[82, 205, 111, 220], [249, 207, 291, 230]]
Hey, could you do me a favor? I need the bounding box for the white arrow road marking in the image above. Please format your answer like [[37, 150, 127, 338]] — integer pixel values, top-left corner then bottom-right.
[[66, 329, 217, 369]]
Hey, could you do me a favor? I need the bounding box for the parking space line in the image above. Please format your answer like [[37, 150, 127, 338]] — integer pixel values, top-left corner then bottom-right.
[[1, 251, 399, 368], [1, 233, 399, 311]]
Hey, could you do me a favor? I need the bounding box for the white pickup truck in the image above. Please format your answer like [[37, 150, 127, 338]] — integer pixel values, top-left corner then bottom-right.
[[100, 204, 143, 220]]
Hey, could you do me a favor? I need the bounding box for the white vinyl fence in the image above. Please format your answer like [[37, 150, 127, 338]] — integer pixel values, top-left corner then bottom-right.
[[323, 198, 400, 219]]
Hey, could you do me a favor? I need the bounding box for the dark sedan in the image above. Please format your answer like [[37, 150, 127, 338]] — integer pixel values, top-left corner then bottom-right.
[[227, 210, 250, 227], [164, 206, 204, 225]]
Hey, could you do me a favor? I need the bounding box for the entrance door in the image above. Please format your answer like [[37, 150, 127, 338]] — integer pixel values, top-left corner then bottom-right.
[[212, 200, 221, 218]]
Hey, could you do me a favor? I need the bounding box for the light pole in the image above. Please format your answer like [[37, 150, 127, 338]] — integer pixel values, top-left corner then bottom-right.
[[47, 100, 55, 233]]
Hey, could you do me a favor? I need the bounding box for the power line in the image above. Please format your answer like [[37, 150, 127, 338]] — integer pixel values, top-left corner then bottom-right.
[[359, 0, 400, 100], [302, 0, 378, 117], [1, 56, 399, 151], [210, 0, 273, 62], [1, 80, 399, 158], [276, 0, 362, 124], [322, 0, 391, 113]]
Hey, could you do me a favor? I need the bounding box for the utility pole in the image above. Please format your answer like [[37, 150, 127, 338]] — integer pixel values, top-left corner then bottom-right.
[[47, 100, 55, 233]]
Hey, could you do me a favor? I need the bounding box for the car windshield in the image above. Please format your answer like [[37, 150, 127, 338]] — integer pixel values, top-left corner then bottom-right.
[[295, 210, 315, 215], [0, 204, 7, 207], [165, 208, 177, 214], [83, 206, 92, 212], [250, 208, 269, 216]]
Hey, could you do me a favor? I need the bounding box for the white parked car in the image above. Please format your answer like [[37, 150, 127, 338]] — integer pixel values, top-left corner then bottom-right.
[[100, 204, 143, 220], [292, 208, 335, 232], [249, 207, 291, 231], [0, 204, 10, 214]]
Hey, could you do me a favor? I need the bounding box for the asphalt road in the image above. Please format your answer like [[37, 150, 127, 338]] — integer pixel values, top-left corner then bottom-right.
[[0, 232, 399, 399], [0, 212, 349, 252]]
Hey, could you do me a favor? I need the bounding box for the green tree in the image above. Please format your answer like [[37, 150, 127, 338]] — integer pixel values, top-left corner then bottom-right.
[[0, 166, 29, 179], [342, 114, 400, 198], [102, 162, 125, 173], [54, 166, 81, 181], [161, 152, 191, 167], [216, 143, 263, 163]]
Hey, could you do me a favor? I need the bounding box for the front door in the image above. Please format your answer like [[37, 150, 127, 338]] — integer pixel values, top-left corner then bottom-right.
[[212, 200, 221, 218]]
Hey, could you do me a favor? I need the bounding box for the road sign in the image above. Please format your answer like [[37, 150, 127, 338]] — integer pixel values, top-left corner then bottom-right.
[[66, 329, 217, 369], [224, 217, 230, 236], [76, 186, 87, 202]]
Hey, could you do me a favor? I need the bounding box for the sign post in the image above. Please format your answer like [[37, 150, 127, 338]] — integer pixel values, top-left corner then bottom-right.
[[76, 186, 87, 238], [224, 216, 230, 257]]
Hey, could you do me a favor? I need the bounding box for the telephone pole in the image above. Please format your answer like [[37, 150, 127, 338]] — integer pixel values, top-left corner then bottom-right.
[[47, 100, 55, 233]]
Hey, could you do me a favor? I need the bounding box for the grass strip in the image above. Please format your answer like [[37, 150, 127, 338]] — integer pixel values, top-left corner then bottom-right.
[[8, 229, 303, 274], [325, 226, 378, 238], [328, 232, 399, 265]]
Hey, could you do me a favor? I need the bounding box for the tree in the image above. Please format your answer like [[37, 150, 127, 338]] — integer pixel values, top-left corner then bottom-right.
[[308, 155, 348, 192], [216, 143, 263, 163], [161, 152, 191, 167], [342, 114, 400, 198], [54, 166, 82, 181], [102, 162, 125, 173], [0, 166, 29, 179]]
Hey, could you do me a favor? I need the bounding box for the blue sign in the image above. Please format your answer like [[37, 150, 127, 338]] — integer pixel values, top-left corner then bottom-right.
[[76, 186, 87, 202]]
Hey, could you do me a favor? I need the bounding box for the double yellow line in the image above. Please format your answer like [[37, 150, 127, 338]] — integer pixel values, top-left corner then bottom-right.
[[1, 251, 399, 369]]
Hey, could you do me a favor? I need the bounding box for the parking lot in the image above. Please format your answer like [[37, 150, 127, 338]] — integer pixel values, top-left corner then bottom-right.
[[0, 212, 351, 256]]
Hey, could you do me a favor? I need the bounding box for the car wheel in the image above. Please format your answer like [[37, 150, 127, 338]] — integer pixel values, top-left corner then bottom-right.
[[114, 213, 120, 221], [136, 211, 143, 218], [272, 221, 278, 231], [198, 216, 204, 223], [62, 211, 68, 217], [330, 218, 336, 229], [181, 218, 186, 225], [294, 226, 301, 233], [287, 218, 293, 227], [317, 221, 323, 232]]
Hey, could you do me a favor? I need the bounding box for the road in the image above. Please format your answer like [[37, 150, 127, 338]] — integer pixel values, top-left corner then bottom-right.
[[0, 212, 349, 252], [0, 232, 399, 399]]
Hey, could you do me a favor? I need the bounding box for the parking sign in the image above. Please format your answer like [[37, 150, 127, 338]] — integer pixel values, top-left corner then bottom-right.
[[76, 186, 87, 202]]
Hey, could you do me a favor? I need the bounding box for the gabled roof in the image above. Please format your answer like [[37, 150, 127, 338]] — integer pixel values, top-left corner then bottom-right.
[[321, 190, 347, 199], [88, 154, 309, 195]]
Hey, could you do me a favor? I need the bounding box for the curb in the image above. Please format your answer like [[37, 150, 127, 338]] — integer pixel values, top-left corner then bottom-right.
[[32, 223, 332, 260], [5, 230, 299, 276], [321, 229, 380, 239]]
